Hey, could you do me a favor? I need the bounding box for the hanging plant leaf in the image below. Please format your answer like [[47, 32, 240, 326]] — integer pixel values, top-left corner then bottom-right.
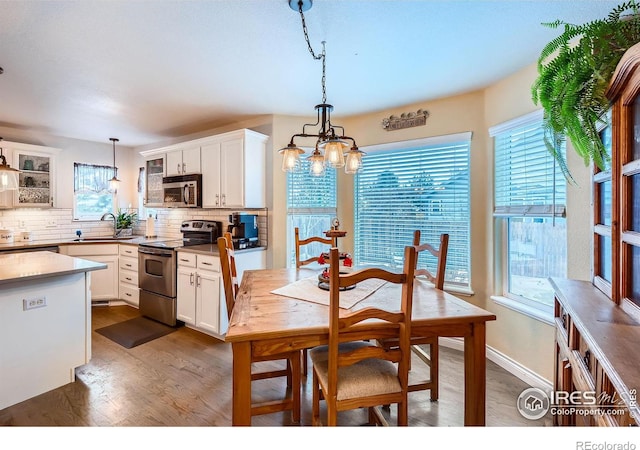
[[532, 1, 640, 180]]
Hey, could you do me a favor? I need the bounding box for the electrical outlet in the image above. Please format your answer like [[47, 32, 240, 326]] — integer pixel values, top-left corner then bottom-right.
[[19, 220, 26, 228], [23, 297, 47, 311], [45, 219, 57, 228]]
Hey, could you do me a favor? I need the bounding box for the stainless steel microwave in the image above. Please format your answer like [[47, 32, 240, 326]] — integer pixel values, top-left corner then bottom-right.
[[162, 174, 202, 208]]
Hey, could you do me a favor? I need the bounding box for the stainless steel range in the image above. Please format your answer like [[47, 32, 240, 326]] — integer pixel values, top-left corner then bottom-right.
[[138, 220, 222, 326]]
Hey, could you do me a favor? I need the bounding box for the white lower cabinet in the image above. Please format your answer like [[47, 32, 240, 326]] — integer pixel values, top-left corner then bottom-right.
[[59, 244, 119, 302], [118, 245, 139, 307], [176, 252, 225, 336]]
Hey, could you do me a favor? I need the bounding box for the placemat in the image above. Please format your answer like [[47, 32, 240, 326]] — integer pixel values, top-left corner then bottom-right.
[[271, 276, 387, 309]]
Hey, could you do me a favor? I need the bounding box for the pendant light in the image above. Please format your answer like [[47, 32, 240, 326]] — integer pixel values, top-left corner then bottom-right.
[[109, 138, 120, 191], [0, 137, 20, 192], [278, 0, 365, 176]]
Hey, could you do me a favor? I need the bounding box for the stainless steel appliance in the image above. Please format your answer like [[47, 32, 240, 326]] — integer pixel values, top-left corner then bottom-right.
[[138, 219, 222, 326], [162, 173, 202, 208], [227, 212, 259, 249]]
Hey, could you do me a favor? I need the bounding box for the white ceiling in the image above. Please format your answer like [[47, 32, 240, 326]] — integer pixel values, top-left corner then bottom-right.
[[0, 0, 625, 147]]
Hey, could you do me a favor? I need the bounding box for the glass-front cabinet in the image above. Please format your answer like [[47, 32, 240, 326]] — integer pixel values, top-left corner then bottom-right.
[[16, 151, 53, 207], [0, 141, 57, 208], [599, 44, 640, 314], [144, 156, 165, 207]]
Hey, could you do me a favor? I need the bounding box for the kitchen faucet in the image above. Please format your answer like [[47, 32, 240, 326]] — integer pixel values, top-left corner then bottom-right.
[[100, 212, 119, 237]]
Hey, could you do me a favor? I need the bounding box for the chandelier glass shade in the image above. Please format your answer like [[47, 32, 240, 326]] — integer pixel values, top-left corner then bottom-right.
[[0, 137, 19, 192], [279, 0, 364, 176]]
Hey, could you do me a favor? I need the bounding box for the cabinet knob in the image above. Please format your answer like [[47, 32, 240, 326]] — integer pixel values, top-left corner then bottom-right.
[[215, 194, 220, 206], [190, 273, 195, 285], [221, 194, 226, 206], [182, 162, 186, 173]]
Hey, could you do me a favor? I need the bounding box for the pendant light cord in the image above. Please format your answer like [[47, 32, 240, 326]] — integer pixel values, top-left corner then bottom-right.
[[297, 2, 327, 104]]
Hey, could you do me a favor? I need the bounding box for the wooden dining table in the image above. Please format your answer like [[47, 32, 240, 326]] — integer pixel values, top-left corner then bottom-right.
[[225, 267, 497, 426]]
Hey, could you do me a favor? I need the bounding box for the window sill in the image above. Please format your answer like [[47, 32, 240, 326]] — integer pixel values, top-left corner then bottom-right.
[[445, 285, 475, 297], [491, 295, 554, 325]]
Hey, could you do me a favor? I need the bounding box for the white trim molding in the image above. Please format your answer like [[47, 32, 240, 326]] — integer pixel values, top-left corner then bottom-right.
[[439, 337, 553, 392]]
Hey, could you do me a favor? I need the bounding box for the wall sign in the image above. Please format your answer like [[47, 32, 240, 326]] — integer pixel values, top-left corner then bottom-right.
[[382, 109, 429, 131]]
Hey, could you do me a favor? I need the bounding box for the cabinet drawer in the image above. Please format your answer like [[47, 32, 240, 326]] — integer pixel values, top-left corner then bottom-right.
[[119, 269, 138, 286], [119, 245, 137, 257], [197, 254, 219, 271], [177, 252, 197, 267], [119, 256, 137, 272], [119, 283, 139, 306]]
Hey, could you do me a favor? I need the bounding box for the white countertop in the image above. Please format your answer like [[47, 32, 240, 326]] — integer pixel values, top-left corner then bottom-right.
[[0, 251, 107, 285]]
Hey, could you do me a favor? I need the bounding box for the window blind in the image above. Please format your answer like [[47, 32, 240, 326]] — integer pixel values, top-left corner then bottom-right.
[[287, 158, 337, 213], [287, 158, 337, 266], [491, 115, 566, 217], [354, 138, 471, 288], [74, 163, 116, 193]]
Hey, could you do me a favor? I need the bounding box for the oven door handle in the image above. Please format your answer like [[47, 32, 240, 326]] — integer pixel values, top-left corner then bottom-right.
[[138, 248, 174, 257]]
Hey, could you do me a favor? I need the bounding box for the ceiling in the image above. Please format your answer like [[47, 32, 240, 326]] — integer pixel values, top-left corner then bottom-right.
[[0, 0, 626, 147]]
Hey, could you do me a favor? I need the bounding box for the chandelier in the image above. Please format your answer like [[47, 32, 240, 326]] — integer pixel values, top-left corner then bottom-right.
[[279, 0, 365, 176]]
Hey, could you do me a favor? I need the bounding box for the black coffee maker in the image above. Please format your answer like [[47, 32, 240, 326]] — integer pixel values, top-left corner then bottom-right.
[[227, 213, 259, 249]]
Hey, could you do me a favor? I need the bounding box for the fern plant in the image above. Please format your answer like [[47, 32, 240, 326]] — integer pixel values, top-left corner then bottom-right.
[[531, 1, 640, 180]]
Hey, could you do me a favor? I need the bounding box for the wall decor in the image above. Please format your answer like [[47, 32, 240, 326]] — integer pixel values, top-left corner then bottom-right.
[[382, 109, 429, 131]]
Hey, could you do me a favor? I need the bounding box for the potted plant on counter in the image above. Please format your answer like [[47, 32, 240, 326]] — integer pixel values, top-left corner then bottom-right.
[[116, 209, 138, 236], [531, 1, 640, 181]]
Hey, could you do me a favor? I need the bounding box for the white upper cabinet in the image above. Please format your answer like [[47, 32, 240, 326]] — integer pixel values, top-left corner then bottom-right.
[[141, 129, 268, 209], [201, 129, 267, 208], [166, 146, 201, 176], [0, 141, 58, 208]]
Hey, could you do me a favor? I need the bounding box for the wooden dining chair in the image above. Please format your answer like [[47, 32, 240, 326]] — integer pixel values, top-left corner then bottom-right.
[[377, 230, 449, 402], [309, 245, 417, 426], [294, 227, 336, 268], [293, 226, 337, 376], [218, 233, 302, 423]]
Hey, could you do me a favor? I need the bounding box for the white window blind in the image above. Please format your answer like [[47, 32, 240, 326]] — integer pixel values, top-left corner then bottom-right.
[[354, 135, 471, 288], [287, 158, 337, 266], [491, 112, 566, 217]]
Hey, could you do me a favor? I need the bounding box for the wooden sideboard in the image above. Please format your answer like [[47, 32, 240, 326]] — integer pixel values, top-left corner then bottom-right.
[[551, 278, 639, 426]]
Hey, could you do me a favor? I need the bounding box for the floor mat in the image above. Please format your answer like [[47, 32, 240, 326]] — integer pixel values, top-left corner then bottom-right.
[[95, 316, 179, 349]]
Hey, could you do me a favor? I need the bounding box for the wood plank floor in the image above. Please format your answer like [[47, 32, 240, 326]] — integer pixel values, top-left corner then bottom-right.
[[0, 305, 551, 426]]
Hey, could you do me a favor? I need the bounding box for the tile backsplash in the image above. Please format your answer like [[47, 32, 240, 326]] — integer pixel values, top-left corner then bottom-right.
[[0, 208, 268, 246]]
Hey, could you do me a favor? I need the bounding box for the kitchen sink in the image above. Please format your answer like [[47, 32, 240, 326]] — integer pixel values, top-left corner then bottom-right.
[[73, 237, 135, 241]]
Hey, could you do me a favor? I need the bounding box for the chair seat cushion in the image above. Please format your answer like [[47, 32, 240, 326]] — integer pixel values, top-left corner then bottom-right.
[[310, 342, 401, 401]]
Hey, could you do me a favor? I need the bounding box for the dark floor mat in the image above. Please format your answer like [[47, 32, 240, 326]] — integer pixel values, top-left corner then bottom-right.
[[95, 316, 178, 349]]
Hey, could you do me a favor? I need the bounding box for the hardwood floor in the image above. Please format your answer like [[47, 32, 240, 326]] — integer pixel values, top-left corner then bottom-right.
[[0, 305, 551, 426]]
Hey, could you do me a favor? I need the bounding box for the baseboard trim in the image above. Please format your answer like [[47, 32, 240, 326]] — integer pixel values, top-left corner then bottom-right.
[[439, 337, 553, 391]]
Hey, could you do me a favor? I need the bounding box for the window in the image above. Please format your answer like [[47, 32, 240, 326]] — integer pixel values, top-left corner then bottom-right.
[[73, 163, 116, 220], [286, 158, 337, 267], [491, 110, 567, 312], [353, 133, 472, 290]]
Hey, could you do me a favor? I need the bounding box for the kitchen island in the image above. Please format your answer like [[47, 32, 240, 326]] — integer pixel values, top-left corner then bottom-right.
[[0, 251, 106, 410]]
